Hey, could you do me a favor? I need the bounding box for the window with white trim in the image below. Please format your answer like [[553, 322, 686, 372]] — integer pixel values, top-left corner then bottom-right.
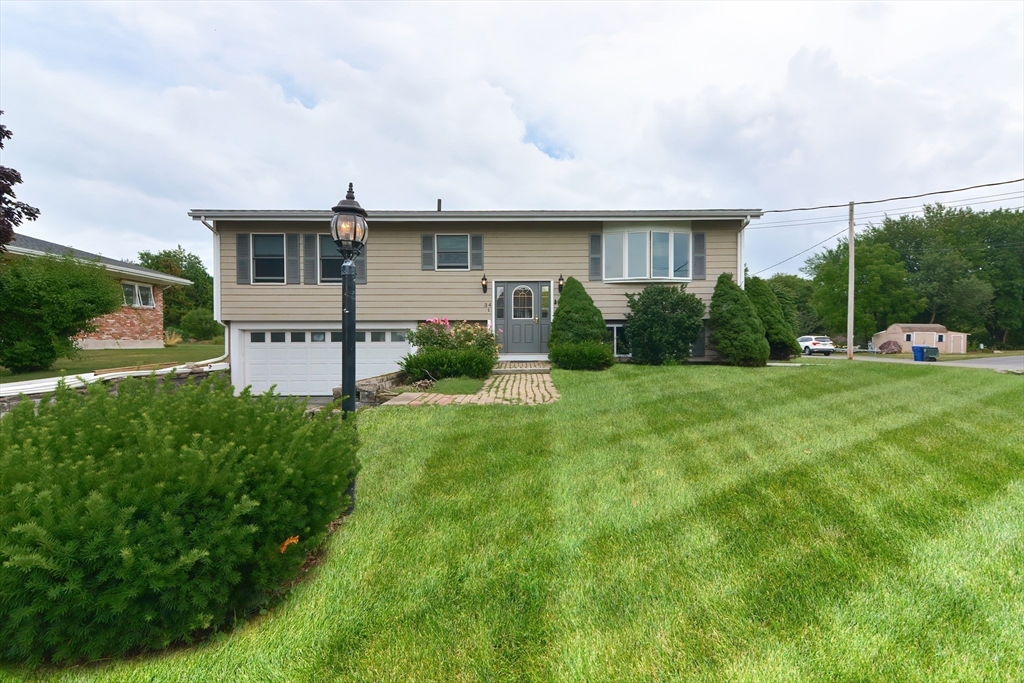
[[435, 234, 470, 270], [937, 334, 944, 342], [252, 234, 285, 283], [121, 282, 155, 308], [905, 333, 912, 342], [603, 229, 692, 281]]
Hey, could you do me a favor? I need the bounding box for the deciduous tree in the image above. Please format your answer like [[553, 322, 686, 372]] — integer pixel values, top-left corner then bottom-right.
[[0, 111, 39, 251]]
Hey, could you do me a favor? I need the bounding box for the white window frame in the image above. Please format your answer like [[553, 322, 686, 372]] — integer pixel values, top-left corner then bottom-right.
[[602, 224, 693, 283], [251, 233, 287, 285], [121, 281, 156, 308], [318, 233, 345, 285], [937, 334, 944, 342], [434, 234, 471, 271]]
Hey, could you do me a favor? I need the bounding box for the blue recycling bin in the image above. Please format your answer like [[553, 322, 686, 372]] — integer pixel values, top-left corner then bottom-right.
[[911, 345, 926, 362]]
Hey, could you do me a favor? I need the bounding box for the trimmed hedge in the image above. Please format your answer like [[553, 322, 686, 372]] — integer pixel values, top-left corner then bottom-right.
[[623, 284, 706, 365], [0, 375, 359, 664], [548, 341, 615, 371], [709, 273, 770, 367], [746, 276, 801, 360], [548, 277, 608, 346], [400, 348, 495, 380]]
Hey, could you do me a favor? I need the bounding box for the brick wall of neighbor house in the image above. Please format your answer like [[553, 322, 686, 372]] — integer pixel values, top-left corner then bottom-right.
[[78, 286, 165, 350]]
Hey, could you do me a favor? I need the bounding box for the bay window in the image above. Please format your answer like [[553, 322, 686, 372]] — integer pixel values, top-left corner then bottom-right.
[[603, 229, 692, 281]]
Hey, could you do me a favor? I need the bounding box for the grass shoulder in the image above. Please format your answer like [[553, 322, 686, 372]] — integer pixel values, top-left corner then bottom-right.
[[427, 376, 486, 394], [0, 343, 225, 383]]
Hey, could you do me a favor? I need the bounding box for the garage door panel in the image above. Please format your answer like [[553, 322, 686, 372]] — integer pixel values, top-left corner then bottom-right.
[[245, 329, 410, 396]]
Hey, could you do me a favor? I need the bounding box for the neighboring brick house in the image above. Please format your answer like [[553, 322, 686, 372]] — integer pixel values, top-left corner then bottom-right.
[[6, 233, 192, 349]]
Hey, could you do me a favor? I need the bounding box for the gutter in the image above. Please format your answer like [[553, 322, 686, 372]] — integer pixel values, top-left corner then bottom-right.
[[5, 245, 193, 286]]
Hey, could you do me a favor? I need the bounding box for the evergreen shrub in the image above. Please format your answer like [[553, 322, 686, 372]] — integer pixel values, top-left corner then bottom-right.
[[746, 276, 801, 360], [0, 253, 122, 373], [400, 348, 495, 380], [548, 277, 608, 347], [709, 273, 770, 367], [547, 341, 615, 370], [0, 374, 359, 664], [180, 309, 224, 341], [623, 284, 706, 365]]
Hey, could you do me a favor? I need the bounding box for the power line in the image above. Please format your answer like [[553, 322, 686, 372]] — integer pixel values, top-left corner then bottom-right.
[[751, 202, 1024, 276], [749, 191, 1024, 230], [753, 228, 847, 274], [763, 177, 1024, 214]]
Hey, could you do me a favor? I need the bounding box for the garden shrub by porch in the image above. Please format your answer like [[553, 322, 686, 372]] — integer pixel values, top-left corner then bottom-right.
[[400, 347, 495, 380], [548, 277, 608, 347], [746, 276, 801, 360], [406, 318, 499, 359], [547, 277, 612, 369], [0, 374, 359, 664], [548, 341, 615, 370], [623, 284, 706, 365], [709, 273, 770, 366]]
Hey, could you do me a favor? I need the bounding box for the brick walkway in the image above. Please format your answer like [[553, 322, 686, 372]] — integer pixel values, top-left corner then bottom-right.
[[382, 372, 559, 406]]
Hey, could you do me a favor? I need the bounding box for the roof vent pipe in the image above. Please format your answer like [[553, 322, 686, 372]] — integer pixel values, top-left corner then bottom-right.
[[437, 199, 442, 211]]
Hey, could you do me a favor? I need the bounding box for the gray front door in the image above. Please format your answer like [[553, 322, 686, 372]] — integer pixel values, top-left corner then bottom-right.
[[495, 281, 550, 354]]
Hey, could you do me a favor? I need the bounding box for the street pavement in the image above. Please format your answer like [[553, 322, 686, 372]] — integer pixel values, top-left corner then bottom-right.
[[821, 354, 1024, 372]]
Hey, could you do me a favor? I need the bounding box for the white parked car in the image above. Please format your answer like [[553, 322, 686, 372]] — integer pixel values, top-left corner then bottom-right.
[[797, 335, 835, 356]]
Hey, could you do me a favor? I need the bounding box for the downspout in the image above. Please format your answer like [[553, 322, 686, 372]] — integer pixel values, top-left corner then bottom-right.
[[737, 216, 750, 288], [194, 216, 229, 366]]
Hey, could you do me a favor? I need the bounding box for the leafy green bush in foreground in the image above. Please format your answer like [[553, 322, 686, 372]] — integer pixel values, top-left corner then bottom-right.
[[0, 374, 359, 664], [401, 347, 495, 380], [548, 341, 615, 370]]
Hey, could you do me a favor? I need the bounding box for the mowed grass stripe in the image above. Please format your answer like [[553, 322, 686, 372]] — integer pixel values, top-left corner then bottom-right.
[[3, 362, 1021, 682]]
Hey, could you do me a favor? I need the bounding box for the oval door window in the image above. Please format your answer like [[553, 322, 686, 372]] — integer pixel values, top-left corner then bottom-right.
[[513, 286, 533, 319]]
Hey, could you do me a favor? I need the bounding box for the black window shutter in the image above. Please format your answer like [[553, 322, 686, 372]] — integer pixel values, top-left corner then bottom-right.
[[303, 234, 317, 284], [355, 246, 367, 284], [693, 233, 706, 280], [236, 233, 251, 284], [421, 234, 434, 270], [286, 234, 300, 284], [589, 234, 602, 280], [470, 235, 484, 270]]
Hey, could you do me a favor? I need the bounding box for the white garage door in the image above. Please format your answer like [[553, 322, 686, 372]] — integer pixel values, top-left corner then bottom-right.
[[243, 329, 411, 396]]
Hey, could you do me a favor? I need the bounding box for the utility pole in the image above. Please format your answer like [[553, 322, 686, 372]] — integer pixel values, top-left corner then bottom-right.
[[847, 201, 855, 360]]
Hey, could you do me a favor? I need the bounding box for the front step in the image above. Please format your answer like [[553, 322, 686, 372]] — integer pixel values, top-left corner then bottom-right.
[[492, 361, 551, 375]]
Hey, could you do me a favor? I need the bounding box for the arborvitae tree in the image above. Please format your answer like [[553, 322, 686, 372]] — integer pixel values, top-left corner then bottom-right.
[[746, 276, 801, 360], [549, 276, 609, 346], [767, 280, 800, 337], [709, 273, 769, 366], [624, 284, 705, 365]]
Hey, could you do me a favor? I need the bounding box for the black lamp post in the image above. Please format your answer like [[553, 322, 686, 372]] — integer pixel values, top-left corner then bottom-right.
[[331, 183, 368, 415]]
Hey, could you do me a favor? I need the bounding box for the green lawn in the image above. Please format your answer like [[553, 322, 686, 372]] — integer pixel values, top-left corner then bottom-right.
[[0, 344, 224, 383], [4, 362, 1023, 681]]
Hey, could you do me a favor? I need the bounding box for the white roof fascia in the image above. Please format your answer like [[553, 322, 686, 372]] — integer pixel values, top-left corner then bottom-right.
[[188, 209, 762, 223], [5, 245, 193, 286]]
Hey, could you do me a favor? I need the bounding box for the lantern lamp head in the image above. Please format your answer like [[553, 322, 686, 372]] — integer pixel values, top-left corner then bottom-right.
[[557, 274, 565, 293], [330, 183, 368, 261], [481, 273, 488, 293]]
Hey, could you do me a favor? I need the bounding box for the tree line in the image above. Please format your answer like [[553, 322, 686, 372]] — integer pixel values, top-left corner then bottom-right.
[[766, 205, 1024, 348]]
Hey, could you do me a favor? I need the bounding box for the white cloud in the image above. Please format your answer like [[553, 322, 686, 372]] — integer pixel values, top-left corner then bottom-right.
[[1, 1, 1021, 273]]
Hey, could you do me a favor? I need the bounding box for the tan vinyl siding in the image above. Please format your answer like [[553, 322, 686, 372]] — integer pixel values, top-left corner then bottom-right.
[[219, 220, 742, 322]]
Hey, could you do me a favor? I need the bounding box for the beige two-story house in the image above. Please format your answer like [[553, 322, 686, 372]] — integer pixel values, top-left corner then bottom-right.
[[189, 207, 761, 395]]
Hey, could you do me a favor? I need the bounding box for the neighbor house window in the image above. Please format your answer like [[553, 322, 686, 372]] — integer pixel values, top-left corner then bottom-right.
[[937, 334, 944, 342], [435, 235, 469, 270], [252, 234, 285, 283], [905, 333, 912, 342], [121, 282, 155, 308], [603, 229, 692, 281]]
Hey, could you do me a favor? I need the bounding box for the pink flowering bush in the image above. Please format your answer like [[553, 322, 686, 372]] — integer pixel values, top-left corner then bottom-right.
[[406, 318, 499, 359]]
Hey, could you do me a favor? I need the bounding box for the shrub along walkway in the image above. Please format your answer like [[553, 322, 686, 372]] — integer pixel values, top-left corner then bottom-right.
[[384, 367, 560, 406]]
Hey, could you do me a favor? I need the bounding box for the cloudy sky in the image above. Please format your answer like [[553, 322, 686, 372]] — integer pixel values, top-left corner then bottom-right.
[[2, 1, 1022, 275]]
